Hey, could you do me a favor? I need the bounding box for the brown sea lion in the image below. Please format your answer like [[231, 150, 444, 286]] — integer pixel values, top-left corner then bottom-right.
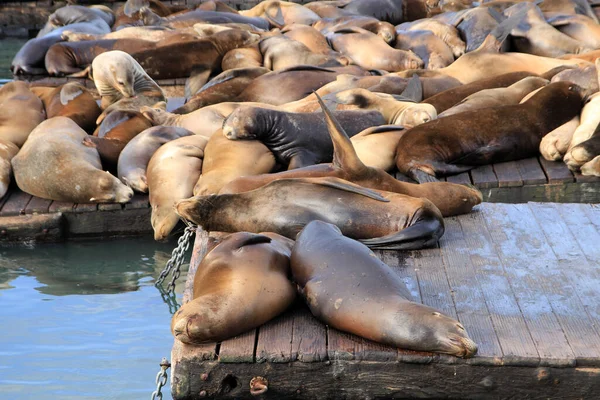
[[12, 117, 133, 203], [61, 25, 180, 42], [313, 15, 397, 45], [118, 126, 194, 193], [147, 135, 208, 240], [194, 129, 276, 196], [91, 50, 165, 109], [327, 28, 424, 71], [397, 19, 466, 58], [395, 30, 454, 70], [222, 93, 482, 217], [0, 82, 46, 148], [222, 106, 385, 169], [240, 0, 320, 27], [439, 76, 549, 118], [260, 35, 349, 71], [291, 220, 478, 357], [171, 231, 296, 345], [177, 175, 445, 250], [137, 7, 270, 30], [30, 83, 101, 133], [82, 136, 128, 172], [539, 116, 580, 161], [0, 141, 19, 199], [395, 82, 585, 182], [113, 0, 174, 30], [94, 109, 153, 140], [221, 47, 264, 70]]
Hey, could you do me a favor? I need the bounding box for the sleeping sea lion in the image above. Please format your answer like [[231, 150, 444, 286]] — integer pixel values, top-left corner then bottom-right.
[[394, 30, 454, 70], [313, 15, 396, 45], [0, 82, 46, 148], [0, 141, 19, 199], [564, 131, 600, 171], [291, 220, 477, 357], [221, 47, 264, 70], [563, 92, 600, 170], [259, 35, 349, 71], [397, 19, 466, 58], [239, 0, 320, 27], [539, 116, 580, 161], [581, 155, 600, 176]]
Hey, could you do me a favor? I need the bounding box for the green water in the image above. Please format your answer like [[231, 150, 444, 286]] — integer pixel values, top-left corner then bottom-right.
[[0, 238, 190, 399], [0, 38, 27, 79]]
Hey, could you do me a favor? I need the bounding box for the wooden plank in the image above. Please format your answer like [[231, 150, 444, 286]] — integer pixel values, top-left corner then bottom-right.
[[218, 329, 257, 363], [470, 165, 498, 189], [573, 170, 600, 183], [515, 158, 547, 185], [530, 203, 600, 366], [438, 217, 504, 365], [0, 213, 64, 242], [72, 203, 98, 212], [0, 190, 32, 216], [255, 307, 294, 363], [493, 161, 523, 187], [446, 172, 471, 185], [459, 211, 540, 365], [124, 193, 149, 210], [0, 188, 12, 210], [98, 203, 123, 211], [290, 304, 327, 363], [556, 204, 600, 267], [24, 196, 52, 214], [481, 204, 576, 367], [538, 157, 574, 184], [48, 201, 74, 213]]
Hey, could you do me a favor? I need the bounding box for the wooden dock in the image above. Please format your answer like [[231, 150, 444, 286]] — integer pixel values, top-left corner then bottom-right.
[[171, 202, 600, 399]]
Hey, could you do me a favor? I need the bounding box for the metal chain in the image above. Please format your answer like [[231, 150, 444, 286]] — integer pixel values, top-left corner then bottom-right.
[[151, 358, 171, 400], [157, 283, 180, 315], [155, 224, 196, 294]]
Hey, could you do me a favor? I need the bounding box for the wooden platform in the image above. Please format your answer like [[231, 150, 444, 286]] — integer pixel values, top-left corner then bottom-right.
[[171, 202, 600, 399]]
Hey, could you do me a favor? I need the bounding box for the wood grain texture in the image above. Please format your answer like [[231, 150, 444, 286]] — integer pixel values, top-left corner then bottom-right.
[[446, 172, 471, 185], [470, 165, 498, 189], [0, 190, 32, 216], [493, 161, 523, 187], [515, 158, 546, 185], [539, 157, 573, 184]]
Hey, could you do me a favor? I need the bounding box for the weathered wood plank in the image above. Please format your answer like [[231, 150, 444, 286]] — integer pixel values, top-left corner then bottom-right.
[[124, 193, 149, 210], [470, 165, 498, 189], [573, 170, 600, 183], [538, 157, 574, 184], [558, 204, 600, 262], [493, 161, 523, 187], [446, 172, 471, 185], [0, 190, 32, 216], [438, 217, 504, 365], [0, 213, 64, 242], [515, 158, 547, 185], [290, 304, 327, 363], [530, 203, 600, 366], [255, 308, 294, 363], [218, 329, 257, 363], [481, 203, 575, 367], [98, 203, 123, 211], [48, 201, 74, 213], [479, 182, 600, 204], [459, 211, 540, 365], [72, 202, 98, 212], [24, 196, 52, 214]]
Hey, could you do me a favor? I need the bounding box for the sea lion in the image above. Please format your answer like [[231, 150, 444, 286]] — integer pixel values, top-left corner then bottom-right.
[[563, 92, 600, 170], [91, 50, 165, 109], [240, 0, 320, 27], [12, 117, 133, 203], [551, 64, 599, 93], [147, 135, 208, 240], [395, 30, 454, 70], [176, 175, 445, 250], [30, 83, 101, 133], [0, 141, 19, 199], [222, 106, 385, 169], [137, 7, 270, 30], [37, 5, 114, 38], [546, 13, 600, 49], [290, 220, 477, 357], [0, 82, 46, 148], [455, 7, 505, 53], [341, 0, 408, 25], [221, 93, 482, 217], [118, 126, 194, 192], [282, 24, 346, 55], [194, 129, 276, 196], [539, 116, 580, 161], [563, 127, 600, 170], [259, 35, 348, 71], [304, 2, 356, 19], [235, 65, 370, 105], [313, 15, 397, 45], [113, 0, 175, 30], [395, 82, 585, 182], [397, 19, 466, 58], [439, 76, 549, 118], [177, 67, 271, 114], [581, 155, 600, 176], [171, 231, 296, 345], [60, 25, 178, 42], [327, 28, 424, 72], [221, 47, 264, 70], [81, 136, 128, 172]]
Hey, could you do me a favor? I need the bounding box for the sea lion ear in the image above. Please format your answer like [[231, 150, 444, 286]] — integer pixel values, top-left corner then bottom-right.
[[140, 106, 155, 122]]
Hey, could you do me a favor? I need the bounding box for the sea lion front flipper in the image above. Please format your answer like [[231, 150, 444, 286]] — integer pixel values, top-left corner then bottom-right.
[[282, 177, 390, 203], [476, 6, 528, 53], [185, 68, 212, 100], [314, 92, 369, 174], [400, 75, 422, 103], [124, 0, 150, 17], [359, 215, 444, 250], [59, 84, 84, 105], [411, 168, 440, 183]]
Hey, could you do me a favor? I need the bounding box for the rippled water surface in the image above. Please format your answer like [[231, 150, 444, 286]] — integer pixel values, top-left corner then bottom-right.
[[0, 238, 189, 399], [0, 38, 27, 79]]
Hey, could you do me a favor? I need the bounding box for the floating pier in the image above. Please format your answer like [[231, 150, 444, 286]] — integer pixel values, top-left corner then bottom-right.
[[171, 202, 600, 399]]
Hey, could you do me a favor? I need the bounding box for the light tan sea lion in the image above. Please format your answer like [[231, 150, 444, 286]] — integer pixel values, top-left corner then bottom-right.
[[313, 15, 397, 45], [0, 141, 19, 199], [539, 116, 580, 161], [194, 129, 276, 196], [395, 30, 454, 70], [240, 0, 321, 27], [61, 26, 192, 42], [171, 231, 296, 344], [564, 92, 600, 170], [581, 155, 600, 176], [546, 13, 600, 49], [260, 35, 348, 71], [147, 135, 208, 240], [0, 81, 46, 148], [397, 19, 466, 58], [221, 46, 264, 70], [281, 24, 343, 55], [12, 117, 133, 203], [118, 126, 194, 193]]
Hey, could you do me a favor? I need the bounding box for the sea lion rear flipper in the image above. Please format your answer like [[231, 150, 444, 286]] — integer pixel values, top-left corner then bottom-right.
[[411, 169, 440, 183], [59, 84, 84, 105], [314, 92, 369, 174], [400, 75, 423, 103], [285, 176, 390, 202], [476, 7, 528, 53], [67, 66, 92, 79], [359, 215, 444, 250], [354, 125, 405, 137], [264, 4, 285, 29], [486, 7, 505, 24], [185, 69, 212, 100]]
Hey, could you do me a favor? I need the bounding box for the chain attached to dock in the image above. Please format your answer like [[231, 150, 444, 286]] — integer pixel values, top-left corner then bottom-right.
[[150, 357, 171, 400], [155, 224, 196, 295]]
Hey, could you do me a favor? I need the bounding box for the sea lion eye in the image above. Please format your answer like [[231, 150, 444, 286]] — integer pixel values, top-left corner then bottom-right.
[[117, 80, 124, 85], [568, 85, 573, 91], [432, 312, 441, 317]]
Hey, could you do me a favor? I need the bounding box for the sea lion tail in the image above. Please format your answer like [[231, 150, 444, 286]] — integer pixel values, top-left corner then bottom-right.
[[314, 92, 368, 174], [476, 7, 527, 53], [359, 213, 444, 250]]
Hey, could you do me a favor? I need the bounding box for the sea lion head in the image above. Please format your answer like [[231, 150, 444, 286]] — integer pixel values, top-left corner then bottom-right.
[[89, 171, 134, 203], [402, 50, 425, 71], [151, 200, 181, 241], [222, 106, 260, 140], [175, 195, 219, 228], [376, 22, 396, 46], [398, 104, 437, 128], [109, 63, 136, 98], [140, 102, 169, 125], [171, 303, 215, 344]]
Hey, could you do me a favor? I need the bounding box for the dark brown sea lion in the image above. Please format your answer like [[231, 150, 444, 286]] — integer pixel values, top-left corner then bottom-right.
[[313, 15, 397, 45], [395, 82, 585, 182], [94, 109, 153, 141], [0, 82, 46, 148], [30, 83, 101, 133], [82, 136, 128, 172], [221, 47, 264, 70], [171, 231, 296, 344], [221, 93, 482, 217], [118, 126, 194, 192], [222, 106, 385, 169], [291, 220, 478, 357], [260, 35, 349, 71], [177, 175, 445, 250], [12, 117, 133, 203]]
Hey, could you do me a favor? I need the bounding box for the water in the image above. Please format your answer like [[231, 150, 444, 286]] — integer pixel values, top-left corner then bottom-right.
[[0, 38, 27, 79], [0, 238, 190, 399]]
